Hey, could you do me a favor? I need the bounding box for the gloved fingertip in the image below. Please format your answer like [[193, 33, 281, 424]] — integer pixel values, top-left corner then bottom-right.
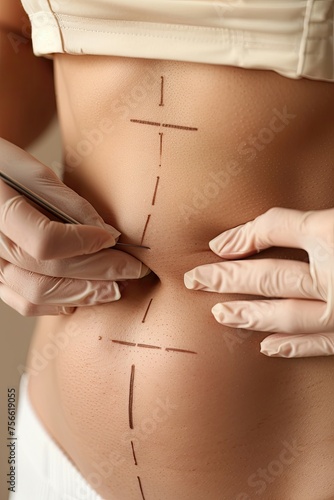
[[139, 264, 152, 278], [211, 303, 224, 322], [260, 339, 291, 357], [184, 272, 195, 289], [260, 344, 279, 357], [102, 222, 121, 240], [208, 237, 220, 254], [59, 306, 77, 315], [112, 282, 121, 301], [102, 233, 117, 247]]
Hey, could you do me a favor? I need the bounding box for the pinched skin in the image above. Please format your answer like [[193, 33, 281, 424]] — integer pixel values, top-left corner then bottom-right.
[[27, 56, 334, 499]]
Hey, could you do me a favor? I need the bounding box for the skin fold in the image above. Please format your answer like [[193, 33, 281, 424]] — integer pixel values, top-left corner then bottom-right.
[[26, 56, 334, 499]]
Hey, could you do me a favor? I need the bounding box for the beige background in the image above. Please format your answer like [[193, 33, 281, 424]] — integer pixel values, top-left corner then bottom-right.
[[0, 118, 61, 500]]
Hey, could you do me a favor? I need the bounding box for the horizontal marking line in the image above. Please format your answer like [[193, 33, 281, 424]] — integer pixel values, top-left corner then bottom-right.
[[112, 340, 136, 347], [162, 123, 198, 131], [130, 119, 160, 127], [111, 340, 197, 355], [165, 347, 197, 354], [137, 343, 161, 349], [130, 118, 198, 131]]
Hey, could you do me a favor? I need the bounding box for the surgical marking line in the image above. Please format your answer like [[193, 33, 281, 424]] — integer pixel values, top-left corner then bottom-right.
[[159, 76, 164, 106], [137, 476, 146, 500], [112, 339, 197, 355], [137, 343, 161, 350], [152, 176, 160, 205], [165, 347, 197, 354], [130, 118, 198, 131], [162, 123, 198, 131], [130, 119, 161, 127], [131, 440, 138, 466], [159, 132, 163, 167], [129, 364, 135, 429], [141, 298, 153, 323], [112, 340, 136, 347], [140, 214, 151, 245]]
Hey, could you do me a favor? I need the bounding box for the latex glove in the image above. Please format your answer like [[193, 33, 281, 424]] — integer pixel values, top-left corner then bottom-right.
[[184, 207, 334, 358], [0, 138, 149, 316]]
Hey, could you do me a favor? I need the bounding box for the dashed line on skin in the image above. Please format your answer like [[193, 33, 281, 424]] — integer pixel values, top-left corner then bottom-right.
[[162, 122, 198, 131], [140, 214, 151, 245], [141, 298, 153, 323], [137, 476, 146, 500], [127, 76, 202, 500], [159, 76, 164, 106], [129, 364, 135, 429], [151, 176, 160, 205], [159, 133, 163, 166], [112, 340, 136, 347], [130, 119, 198, 131], [131, 440, 138, 466], [130, 119, 161, 127], [165, 347, 197, 354], [137, 343, 161, 350], [112, 339, 197, 355]]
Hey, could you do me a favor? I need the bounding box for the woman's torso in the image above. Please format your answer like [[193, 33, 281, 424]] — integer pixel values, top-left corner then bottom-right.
[[27, 55, 334, 499]]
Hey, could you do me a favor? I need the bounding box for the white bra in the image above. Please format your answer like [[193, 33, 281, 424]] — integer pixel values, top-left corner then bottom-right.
[[20, 0, 334, 82]]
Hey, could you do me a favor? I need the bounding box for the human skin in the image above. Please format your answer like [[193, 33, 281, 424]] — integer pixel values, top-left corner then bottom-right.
[[26, 56, 334, 499]]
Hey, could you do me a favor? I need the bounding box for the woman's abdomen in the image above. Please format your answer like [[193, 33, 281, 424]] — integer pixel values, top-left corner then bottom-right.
[[26, 56, 334, 499], [28, 276, 334, 499]]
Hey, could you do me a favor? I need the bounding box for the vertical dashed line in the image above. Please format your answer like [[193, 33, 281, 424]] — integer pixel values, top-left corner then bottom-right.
[[131, 440, 138, 466], [129, 364, 135, 429], [140, 214, 151, 245], [141, 298, 153, 323], [137, 476, 146, 500], [151, 176, 160, 205], [159, 133, 163, 167], [159, 76, 164, 106]]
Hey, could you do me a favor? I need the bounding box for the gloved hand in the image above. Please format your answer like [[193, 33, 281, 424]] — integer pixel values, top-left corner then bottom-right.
[[184, 207, 334, 358], [0, 138, 149, 316]]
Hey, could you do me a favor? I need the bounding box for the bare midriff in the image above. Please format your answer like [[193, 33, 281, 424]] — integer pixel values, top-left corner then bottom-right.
[[26, 55, 334, 499]]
